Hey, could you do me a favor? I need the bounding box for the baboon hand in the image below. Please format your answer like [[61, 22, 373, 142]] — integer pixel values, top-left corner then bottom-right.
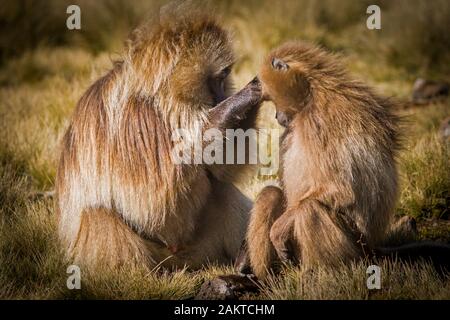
[[209, 77, 262, 129], [242, 77, 263, 105]]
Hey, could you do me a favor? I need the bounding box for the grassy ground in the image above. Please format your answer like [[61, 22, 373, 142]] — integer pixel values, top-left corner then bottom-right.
[[0, 0, 449, 299]]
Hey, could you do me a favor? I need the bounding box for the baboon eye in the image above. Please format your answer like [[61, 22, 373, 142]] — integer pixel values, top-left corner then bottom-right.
[[272, 58, 289, 71], [209, 66, 232, 106], [218, 65, 232, 79]]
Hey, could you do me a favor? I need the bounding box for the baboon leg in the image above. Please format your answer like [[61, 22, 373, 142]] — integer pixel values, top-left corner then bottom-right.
[[291, 199, 363, 267], [172, 180, 251, 270], [246, 186, 285, 279], [70, 208, 173, 271]]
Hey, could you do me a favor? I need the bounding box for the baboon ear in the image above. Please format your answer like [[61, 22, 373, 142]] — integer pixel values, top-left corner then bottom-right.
[[272, 58, 289, 71]]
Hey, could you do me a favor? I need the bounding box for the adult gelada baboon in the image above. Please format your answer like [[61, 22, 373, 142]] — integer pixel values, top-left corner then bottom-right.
[[244, 42, 450, 279], [55, 8, 261, 271]]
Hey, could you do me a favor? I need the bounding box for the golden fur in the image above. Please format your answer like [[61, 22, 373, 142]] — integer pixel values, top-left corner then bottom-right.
[[247, 41, 401, 278], [56, 11, 253, 271]]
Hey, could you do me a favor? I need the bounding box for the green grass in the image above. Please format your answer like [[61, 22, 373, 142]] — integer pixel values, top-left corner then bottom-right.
[[0, 0, 449, 300]]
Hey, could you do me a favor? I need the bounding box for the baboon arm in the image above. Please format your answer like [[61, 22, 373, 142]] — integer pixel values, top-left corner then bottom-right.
[[208, 77, 262, 130], [269, 209, 297, 263], [205, 77, 262, 182], [245, 186, 285, 279]]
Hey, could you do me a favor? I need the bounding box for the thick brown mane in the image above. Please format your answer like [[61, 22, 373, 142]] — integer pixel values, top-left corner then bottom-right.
[[56, 10, 257, 270]]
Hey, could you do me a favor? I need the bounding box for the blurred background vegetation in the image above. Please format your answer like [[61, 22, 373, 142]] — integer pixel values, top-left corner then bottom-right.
[[0, 0, 448, 299], [1, 0, 450, 76]]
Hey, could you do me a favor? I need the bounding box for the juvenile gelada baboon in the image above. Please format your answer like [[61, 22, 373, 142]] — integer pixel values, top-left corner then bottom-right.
[[56, 9, 261, 271], [245, 42, 450, 279]]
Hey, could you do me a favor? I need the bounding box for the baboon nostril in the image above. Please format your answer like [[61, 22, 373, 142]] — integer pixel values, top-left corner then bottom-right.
[[272, 58, 289, 71]]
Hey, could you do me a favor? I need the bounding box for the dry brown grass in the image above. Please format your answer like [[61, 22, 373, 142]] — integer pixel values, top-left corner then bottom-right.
[[0, 0, 449, 299]]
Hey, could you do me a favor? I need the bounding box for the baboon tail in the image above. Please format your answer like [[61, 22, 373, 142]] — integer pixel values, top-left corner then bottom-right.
[[376, 241, 450, 274]]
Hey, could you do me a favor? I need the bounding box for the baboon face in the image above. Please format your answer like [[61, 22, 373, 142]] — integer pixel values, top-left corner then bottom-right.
[[129, 18, 235, 111], [168, 24, 235, 109], [263, 57, 309, 128], [260, 43, 313, 127]]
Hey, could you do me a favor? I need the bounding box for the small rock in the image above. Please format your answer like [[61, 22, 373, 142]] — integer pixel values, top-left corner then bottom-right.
[[195, 274, 259, 300]]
